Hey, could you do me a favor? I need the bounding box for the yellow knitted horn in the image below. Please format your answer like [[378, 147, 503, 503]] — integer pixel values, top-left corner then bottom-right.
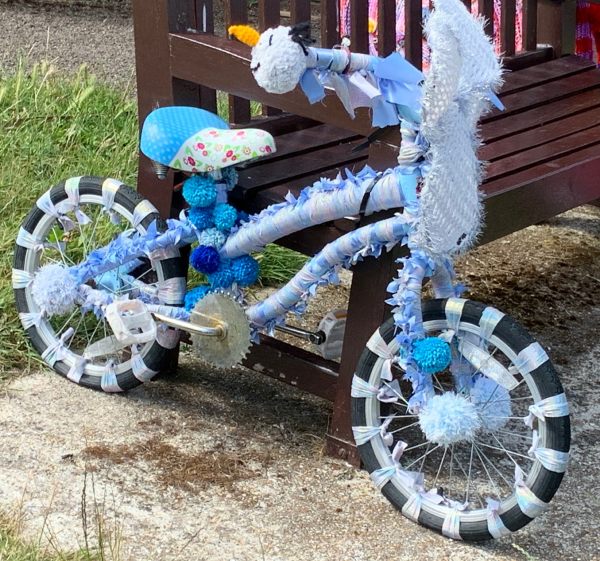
[[228, 25, 260, 47]]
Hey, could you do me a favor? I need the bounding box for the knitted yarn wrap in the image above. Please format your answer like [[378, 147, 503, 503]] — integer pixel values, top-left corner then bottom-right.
[[414, 0, 503, 257]]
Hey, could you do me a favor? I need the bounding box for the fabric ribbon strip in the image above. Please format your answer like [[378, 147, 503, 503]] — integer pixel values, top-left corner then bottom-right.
[[514, 465, 548, 518], [41, 328, 74, 367], [100, 360, 122, 393], [221, 166, 406, 259], [301, 48, 423, 128], [514, 342, 549, 375], [486, 499, 511, 538], [246, 215, 409, 330], [36, 190, 75, 231], [524, 393, 570, 428]]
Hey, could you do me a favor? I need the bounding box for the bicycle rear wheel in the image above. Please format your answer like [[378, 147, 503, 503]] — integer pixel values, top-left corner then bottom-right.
[[13, 176, 186, 391]]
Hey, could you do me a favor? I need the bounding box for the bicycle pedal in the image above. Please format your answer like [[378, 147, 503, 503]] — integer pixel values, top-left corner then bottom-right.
[[314, 309, 347, 361], [105, 299, 157, 346]]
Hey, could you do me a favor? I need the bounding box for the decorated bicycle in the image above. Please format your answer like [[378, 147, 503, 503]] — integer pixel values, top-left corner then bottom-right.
[[12, 0, 570, 541]]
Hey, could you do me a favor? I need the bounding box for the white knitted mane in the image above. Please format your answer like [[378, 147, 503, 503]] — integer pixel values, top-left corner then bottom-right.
[[413, 0, 503, 256]]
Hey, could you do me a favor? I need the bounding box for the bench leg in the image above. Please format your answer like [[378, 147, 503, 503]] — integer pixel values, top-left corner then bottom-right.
[[325, 247, 400, 466]]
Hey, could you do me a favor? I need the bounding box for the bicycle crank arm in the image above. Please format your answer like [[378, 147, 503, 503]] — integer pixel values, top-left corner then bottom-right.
[[151, 312, 227, 339]]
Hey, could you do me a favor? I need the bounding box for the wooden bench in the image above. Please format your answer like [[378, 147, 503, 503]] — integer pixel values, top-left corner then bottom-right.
[[132, 0, 600, 465]]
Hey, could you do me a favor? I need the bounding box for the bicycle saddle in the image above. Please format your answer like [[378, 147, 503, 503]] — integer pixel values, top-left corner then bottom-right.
[[140, 106, 276, 173]]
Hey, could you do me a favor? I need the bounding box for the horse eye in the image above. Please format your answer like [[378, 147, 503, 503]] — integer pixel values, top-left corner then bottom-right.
[[269, 35, 273, 46], [251, 63, 261, 72]]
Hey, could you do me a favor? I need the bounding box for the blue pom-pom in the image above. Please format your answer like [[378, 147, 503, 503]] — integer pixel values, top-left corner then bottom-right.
[[190, 245, 220, 274], [207, 260, 235, 289], [231, 255, 259, 287], [188, 206, 214, 230], [222, 166, 238, 190], [213, 203, 237, 232], [184, 285, 211, 311], [182, 175, 217, 208], [412, 337, 452, 374], [198, 228, 226, 249]]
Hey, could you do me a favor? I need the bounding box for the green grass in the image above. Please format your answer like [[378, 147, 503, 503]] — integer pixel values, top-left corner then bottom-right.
[[0, 523, 96, 561], [0, 61, 306, 375]]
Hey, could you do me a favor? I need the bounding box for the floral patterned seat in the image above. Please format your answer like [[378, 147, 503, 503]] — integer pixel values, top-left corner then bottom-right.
[[140, 106, 276, 173]]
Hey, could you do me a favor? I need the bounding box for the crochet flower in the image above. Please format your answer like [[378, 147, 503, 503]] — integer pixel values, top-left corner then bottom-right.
[[412, 337, 452, 374]]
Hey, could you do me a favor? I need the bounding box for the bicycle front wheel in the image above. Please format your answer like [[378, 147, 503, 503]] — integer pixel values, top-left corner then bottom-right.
[[352, 299, 570, 541]]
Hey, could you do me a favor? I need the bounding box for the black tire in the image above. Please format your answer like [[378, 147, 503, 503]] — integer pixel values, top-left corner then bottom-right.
[[13, 176, 187, 392], [352, 298, 570, 541]]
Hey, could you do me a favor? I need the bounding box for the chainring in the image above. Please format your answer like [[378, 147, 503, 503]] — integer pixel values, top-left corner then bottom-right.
[[190, 292, 251, 368]]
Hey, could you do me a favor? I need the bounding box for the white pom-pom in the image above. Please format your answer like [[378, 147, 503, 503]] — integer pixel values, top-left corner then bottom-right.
[[31, 264, 79, 317], [251, 26, 307, 94], [419, 392, 481, 446], [470, 376, 512, 432]]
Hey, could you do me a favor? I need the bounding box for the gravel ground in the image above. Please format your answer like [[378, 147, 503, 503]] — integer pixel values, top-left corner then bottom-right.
[[1, 3, 600, 561]]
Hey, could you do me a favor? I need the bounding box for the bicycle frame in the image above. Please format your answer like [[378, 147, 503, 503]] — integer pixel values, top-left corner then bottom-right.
[[68, 164, 419, 335]]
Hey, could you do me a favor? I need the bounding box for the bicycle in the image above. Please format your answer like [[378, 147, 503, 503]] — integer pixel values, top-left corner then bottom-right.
[[12, 0, 570, 541]]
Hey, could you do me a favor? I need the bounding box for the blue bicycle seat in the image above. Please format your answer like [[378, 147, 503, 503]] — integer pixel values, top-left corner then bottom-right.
[[140, 106, 276, 173]]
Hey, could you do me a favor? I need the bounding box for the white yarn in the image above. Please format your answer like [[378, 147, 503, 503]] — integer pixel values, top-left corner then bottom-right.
[[418, 392, 482, 446], [414, 0, 503, 256], [31, 263, 79, 317], [251, 26, 308, 94]]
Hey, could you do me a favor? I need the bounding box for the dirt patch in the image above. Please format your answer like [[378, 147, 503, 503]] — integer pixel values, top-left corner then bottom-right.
[[83, 437, 273, 492]]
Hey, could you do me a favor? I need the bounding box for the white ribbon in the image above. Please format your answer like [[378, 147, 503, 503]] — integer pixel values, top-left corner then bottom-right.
[[351, 375, 379, 398], [19, 312, 43, 329], [12, 268, 34, 289], [100, 360, 122, 392], [16, 228, 44, 251], [514, 465, 548, 518], [36, 191, 75, 231], [524, 393, 569, 428], [486, 499, 511, 538], [514, 342, 549, 375], [41, 328, 74, 367], [131, 345, 159, 383], [67, 357, 87, 383], [442, 508, 462, 540], [445, 298, 467, 332], [156, 324, 179, 349], [133, 200, 158, 229]]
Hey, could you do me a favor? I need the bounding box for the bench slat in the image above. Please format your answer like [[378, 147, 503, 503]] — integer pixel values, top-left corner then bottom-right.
[[489, 66, 600, 119], [497, 55, 596, 96], [170, 33, 373, 135], [241, 124, 361, 169], [486, 123, 600, 180], [481, 106, 600, 161], [238, 139, 368, 192], [482, 88, 600, 142]]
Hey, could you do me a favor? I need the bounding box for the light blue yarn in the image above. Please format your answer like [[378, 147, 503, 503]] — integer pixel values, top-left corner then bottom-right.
[[198, 227, 226, 249]]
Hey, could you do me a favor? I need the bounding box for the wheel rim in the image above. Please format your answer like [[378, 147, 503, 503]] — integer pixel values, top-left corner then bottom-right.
[[21, 193, 166, 378], [363, 318, 546, 525]]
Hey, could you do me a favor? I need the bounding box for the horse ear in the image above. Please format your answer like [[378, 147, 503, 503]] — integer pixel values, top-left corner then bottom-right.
[[228, 25, 260, 47], [289, 22, 314, 55]]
